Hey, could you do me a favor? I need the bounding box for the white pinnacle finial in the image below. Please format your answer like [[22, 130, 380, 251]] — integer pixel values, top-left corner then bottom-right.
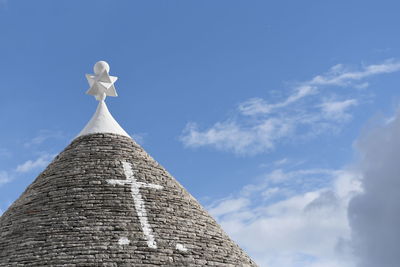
[[86, 61, 118, 101]]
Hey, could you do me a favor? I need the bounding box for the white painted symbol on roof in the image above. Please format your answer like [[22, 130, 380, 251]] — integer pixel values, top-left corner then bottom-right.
[[107, 161, 163, 249], [176, 243, 188, 252], [118, 237, 130, 246]]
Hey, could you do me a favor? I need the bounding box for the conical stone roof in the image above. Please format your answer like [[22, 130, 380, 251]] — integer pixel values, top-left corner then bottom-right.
[[0, 61, 257, 266]]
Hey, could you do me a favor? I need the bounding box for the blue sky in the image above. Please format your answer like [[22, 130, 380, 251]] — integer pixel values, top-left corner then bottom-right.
[[1, 1, 400, 266]]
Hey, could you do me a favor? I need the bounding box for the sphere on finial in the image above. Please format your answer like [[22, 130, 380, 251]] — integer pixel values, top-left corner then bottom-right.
[[94, 61, 110, 74]]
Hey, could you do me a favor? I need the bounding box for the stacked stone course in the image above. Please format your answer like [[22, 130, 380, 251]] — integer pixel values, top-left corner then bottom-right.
[[0, 133, 257, 266]]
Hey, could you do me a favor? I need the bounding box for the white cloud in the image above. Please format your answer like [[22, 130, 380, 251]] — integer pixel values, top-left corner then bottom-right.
[[238, 85, 317, 116], [348, 110, 400, 267], [24, 130, 64, 147], [273, 158, 289, 166], [208, 197, 250, 217], [181, 118, 293, 155], [0, 131, 63, 187], [0, 152, 57, 189], [207, 168, 361, 267], [16, 154, 54, 173], [309, 60, 400, 87], [239, 98, 273, 116], [181, 60, 399, 155], [261, 187, 280, 199], [320, 99, 358, 121]]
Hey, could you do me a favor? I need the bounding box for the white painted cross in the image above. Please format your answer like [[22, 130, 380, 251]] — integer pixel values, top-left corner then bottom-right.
[[107, 161, 163, 249]]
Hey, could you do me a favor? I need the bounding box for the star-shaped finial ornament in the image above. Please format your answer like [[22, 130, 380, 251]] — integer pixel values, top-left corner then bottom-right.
[[86, 61, 118, 101]]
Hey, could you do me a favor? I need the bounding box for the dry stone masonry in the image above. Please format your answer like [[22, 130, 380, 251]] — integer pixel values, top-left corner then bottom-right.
[[0, 133, 258, 266]]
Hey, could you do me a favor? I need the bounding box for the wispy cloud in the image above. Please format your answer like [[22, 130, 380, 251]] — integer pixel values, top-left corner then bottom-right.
[[181, 60, 400, 155], [239, 59, 400, 117], [15, 153, 55, 173], [0, 130, 64, 188], [238, 85, 317, 116], [24, 130, 65, 148], [208, 197, 250, 217], [0, 153, 55, 187], [207, 168, 361, 267], [308, 60, 400, 87], [320, 99, 358, 121], [182, 118, 293, 155]]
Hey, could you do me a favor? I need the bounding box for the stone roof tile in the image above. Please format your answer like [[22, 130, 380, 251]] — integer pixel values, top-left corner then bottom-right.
[[0, 133, 258, 266]]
